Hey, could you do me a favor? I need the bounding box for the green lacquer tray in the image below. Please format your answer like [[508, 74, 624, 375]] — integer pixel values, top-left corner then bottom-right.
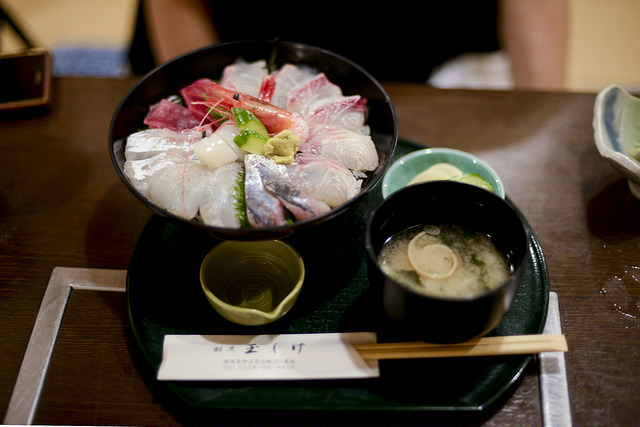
[[126, 140, 550, 412]]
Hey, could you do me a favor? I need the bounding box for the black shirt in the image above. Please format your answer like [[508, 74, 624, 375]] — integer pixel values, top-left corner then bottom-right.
[[129, 1, 499, 83]]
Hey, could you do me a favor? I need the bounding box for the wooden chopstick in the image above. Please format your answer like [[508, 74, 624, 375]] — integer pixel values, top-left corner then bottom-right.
[[353, 334, 568, 360]]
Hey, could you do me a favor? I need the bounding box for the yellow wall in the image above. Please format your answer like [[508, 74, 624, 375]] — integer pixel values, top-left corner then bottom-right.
[[0, 0, 137, 48], [566, 0, 639, 91]]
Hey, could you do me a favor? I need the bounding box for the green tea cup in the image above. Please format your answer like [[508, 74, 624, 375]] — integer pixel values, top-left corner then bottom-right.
[[200, 240, 305, 326]]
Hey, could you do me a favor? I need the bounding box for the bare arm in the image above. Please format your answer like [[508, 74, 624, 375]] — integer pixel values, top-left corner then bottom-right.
[[499, 0, 568, 90], [143, 0, 219, 65]]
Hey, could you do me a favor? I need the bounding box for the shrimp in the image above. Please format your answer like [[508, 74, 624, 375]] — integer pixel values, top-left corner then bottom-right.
[[180, 78, 296, 135]]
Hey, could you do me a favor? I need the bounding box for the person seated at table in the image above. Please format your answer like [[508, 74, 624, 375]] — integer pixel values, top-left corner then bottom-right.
[[127, 0, 566, 90]]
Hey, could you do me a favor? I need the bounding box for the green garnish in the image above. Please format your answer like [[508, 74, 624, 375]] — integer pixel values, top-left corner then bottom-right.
[[470, 255, 485, 267], [449, 173, 495, 193], [232, 107, 270, 154], [233, 170, 249, 227]]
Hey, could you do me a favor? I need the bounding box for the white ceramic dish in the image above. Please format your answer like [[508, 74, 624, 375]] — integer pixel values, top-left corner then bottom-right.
[[593, 84, 640, 198]]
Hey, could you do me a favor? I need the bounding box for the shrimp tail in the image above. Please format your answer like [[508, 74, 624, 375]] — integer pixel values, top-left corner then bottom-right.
[[180, 78, 295, 135]]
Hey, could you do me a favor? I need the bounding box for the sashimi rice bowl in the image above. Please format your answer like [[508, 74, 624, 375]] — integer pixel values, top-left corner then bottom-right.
[[109, 41, 397, 240]]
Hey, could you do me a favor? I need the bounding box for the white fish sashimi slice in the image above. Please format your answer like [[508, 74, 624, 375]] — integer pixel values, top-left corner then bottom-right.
[[290, 153, 362, 208], [147, 162, 212, 220], [125, 128, 202, 161], [220, 59, 268, 97], [303, 126, 379, 173], [244, 154, 287, 228], [286, 73, 343, 118], [193, 122, 245, 168], [199, 162, 243, 228], [271, 64, 317, 109], [123, 149, 187, 197], [305, 95, 367, 133]]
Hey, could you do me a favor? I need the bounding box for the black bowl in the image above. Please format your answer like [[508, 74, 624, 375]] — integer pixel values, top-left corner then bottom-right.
[[365, 181, 530, 343], [109, 40, 397, 240]]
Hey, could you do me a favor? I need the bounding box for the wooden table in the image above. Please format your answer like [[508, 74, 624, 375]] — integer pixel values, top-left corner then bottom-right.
[[1, 77, 638, 426]]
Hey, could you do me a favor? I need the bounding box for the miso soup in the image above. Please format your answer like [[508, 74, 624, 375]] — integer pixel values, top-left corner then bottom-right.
[[377, 224, 511, 298]]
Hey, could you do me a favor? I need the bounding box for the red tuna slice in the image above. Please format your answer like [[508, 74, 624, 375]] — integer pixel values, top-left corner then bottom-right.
[[143, 99, 202, 132]]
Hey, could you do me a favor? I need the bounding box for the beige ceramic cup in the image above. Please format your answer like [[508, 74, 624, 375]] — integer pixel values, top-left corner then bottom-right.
[[200, 240, 305, 326]]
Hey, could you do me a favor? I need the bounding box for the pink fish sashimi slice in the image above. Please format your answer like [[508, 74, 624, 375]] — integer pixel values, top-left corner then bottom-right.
[[270, 64, 317, 109], [286, 73, 343, 117], [290, 113, 309, 144], [143, 99, 202, 132], [305, 95, 367, 132]]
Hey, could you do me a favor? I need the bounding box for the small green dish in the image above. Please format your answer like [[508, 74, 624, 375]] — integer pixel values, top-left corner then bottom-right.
[[200, 240, 305, 326], [382, 147, 505, 199]]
